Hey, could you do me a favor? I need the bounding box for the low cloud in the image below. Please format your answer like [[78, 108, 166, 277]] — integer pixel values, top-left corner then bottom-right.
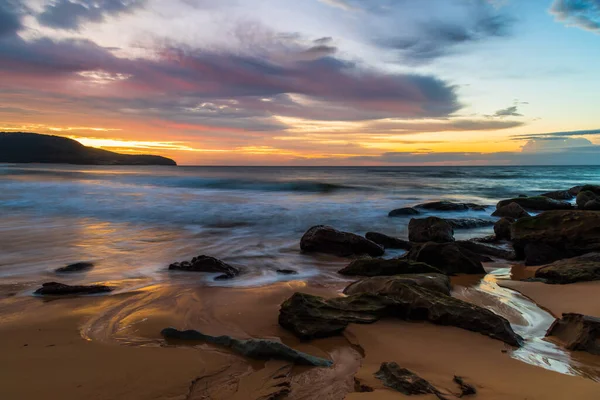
[[37, 0, 147, 30], [512, 128, 600, 140], [493, 105, 522, 117], [550, 0, 600, 34]]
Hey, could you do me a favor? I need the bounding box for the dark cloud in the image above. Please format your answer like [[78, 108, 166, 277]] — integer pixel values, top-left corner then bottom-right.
[[512, 128, 600, 140], [37, 0, 146, 30], [493, 105, 522, 117], [550, 0, 600, 34], [0, 1, 23, 37]]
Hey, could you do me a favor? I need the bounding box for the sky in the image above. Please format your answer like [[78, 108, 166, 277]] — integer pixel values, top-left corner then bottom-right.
[[0, 0, 599, 165]]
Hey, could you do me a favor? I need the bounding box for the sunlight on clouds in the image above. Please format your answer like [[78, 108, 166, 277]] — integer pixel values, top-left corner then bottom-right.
[[69, 136, 227, 153]]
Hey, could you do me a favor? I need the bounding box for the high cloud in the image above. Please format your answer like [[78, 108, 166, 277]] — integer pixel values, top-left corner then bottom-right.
[[37, 0, 147, 30], [550, 0, 600, 34]]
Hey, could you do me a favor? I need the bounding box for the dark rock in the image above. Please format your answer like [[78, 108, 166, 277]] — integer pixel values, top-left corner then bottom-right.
[[375, 363, 442, 398], [388, 207, 420, 217], [494, 217, 514, 241], [569, 186, 584, 196], [445, 218, 494, 230], [492, 202, 530, 219], [576, 191, 598, 209], [300, 225, 384, 257], [343, 274, 451, 296], [580, 185, 600, 195], [339, 258, 442, 277], [34, 282, 113, 296], [496, 196, 573, 211], [365, 232, 412, 250], [583, 199, 600, 211], [405, 242, 485, 275], [542, 190, 574, 200], [518, 194, 528, 198], [276, 269, 298, 275], [534, 253, 600, 284], [522, 243, 565, 266], [279, 289, 523, 346], [453, 376, 476, 397], [413, 201, 487, 212], [472, 235, 499, 244], [465, 203, 488, 211], [169, 255, 240, 279], [545, 313, 600, 355], [408, 217, 454, 243], [55, 262, 94, 273], [512, 211, 600, 263], [455, 240, 516, 261], [161, 328, 332, 367]]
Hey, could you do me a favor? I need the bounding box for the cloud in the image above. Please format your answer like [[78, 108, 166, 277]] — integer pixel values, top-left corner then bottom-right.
[[0, 1, 22, 37], [37, 0, 147, 30], [512, 128, 600, 140], [493, 105, 522, 117], [550, 0, 600, 34]]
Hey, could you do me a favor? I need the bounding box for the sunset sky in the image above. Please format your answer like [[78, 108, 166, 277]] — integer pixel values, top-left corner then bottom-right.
[[1, 0, 599, 165]]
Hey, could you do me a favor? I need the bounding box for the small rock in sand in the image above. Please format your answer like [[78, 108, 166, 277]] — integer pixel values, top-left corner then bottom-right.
[[34, 282, 113, 296], [375, 362, 442, 398], [169, 255, 240, 279], [55, 262, 94, 273]]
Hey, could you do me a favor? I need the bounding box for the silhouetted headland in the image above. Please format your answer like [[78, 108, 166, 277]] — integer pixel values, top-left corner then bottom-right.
[[0, 132, 177, 166]]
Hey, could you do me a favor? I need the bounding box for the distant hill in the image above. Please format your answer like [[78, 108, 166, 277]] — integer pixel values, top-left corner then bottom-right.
[[0, 132, 177, 166]]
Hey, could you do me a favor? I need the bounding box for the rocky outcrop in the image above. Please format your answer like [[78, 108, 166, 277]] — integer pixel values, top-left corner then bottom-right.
[[343, 274, 451, 296], [338, 258, 442, 277], [492, 202, 530, 219], [365, 232, 412, 250], [494, 217, 514, 240], [534, 253, 600, 284], [300, 226, 384, 257], [161, 328, 333, 366], [542, 190, 573, 200], [169, 255, 240, 279], [511, 211, 600, 264], [34, 282, 113, 295], [455, 240, 516, 261], [278, 288, 523, 346], [404, 242, 485, 275], [576, 191, 600, 210], [55, 262, 94, 273], [580, 185, 600, 195], [375, 363, 442, 398], [545, 313, 600, 355], [496, 196, 572, 211], [522, 243, 565, 266], [446, 218, 495, 230], [415, 201, 486, 211], [388, 207, 420, 217], [408, 217, 454, 243]]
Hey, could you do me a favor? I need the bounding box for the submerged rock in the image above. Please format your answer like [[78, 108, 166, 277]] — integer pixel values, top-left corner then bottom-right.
[[34, 282, 113, 296], [365, 232, 412, 250], [276, 269, 298, 275], [405, 242, 485, 275], [545, 313, 600, 355], [415, 201, 486, 212], [445, 218, 494, 230], [455, 240, 516, 261], [494, 217, 514, 241], [542, 190, 574, 200], [300, 225, 384, 257], [388, 207, 420, 217], [278, 288, 523, 346], [496, 196, 572, 211], [534, 253, 600, 284], [161, 328, 332, 367], [375, 363, 442, 398], [339, 258, 441, 277], [492, 202, 530, 219], [512, 211, 600, 263], [408, 217, 454, 243], [55, 262, 94, 273], [343, 274, 451, 296], [169, 255, 240, 279]]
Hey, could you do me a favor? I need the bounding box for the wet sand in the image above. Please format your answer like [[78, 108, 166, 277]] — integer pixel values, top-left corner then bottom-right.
[[1, 276, 600, 399]]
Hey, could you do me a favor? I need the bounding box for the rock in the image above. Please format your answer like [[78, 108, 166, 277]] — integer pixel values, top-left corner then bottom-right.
[[169, 255, 240, 279], [542, 190, 573, 200], [339, 258, 442, 277], [512, 211, 600, 263], [580, 185, 600, 195], [455, 240, 516, 261], [161, 328, 332, 367], [365, 232, 412, 250], [388, 207, 420, 217], [375, 363, 442, 398], [576, 191, 598, 209], [453, 376, 476, 397], [34, 282, 113, 296], [408, 217, 454, 243], [472, 235, 499, 244], [569, 186, 584, 196], [405, 242, 485, 275], [276, 269, 298, 275], [522, 243, 565, 266], [300, 225, 384, 257], [343, 274, 451, 296], [414, 201, 487, 212], [496, 196, 573, 211], [492, 202, 530, 219], [584, 199, 600, 211], [465, 203, 488, 211], [494, 217, 514, 240], [445, 218, 494, 230], [534, 253, 600, 284], [55, 262, 94, 273], [279, 289, 523, 346], [545, 313, 600, 355]]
